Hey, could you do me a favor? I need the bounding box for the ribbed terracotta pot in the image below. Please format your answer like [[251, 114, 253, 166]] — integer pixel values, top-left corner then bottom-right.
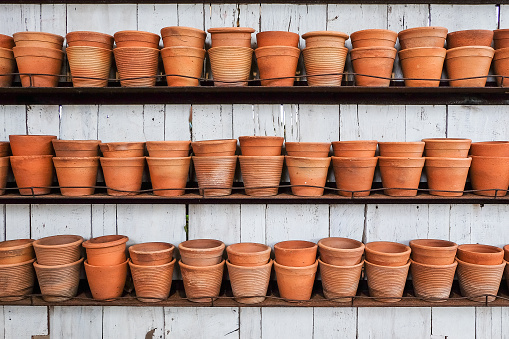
[[160, 26, 206, 49], [350, 29, 397, 49], [239, 136, 284, 156], [129, 258, 175, 302], [494, 29, 509, 49], [0, 48, 15, 87], [422, 138, 471, 158], [113, 47, 159, 87], [147, 157, 190, 196], [13, 31, 64, 49], [239, 155, 283, 196], [100, 157, 145, 196], [129, 242, 175, 266], [378, 142, 425, 157], [365, 241, 411, 267], [146, 141, 190, 157], [409, 239, 458, 265], [331, 140, 377, 157], [274, 240, 317, 267], [285, 142, 331, 157], [52, 140, 101, 157], [493, 47, 509, 86], [10, 155, 54, 195], [227, 259, 273, 304], [34, 257, 84, 302], [208, 27, 255, 48], [302, 31, 349, 48], [114, 30, 160, 49], [192, 155, 237, 196], [84, 259, 128, 300], [364, 259, 410, 302], [332, 156, 377, 197], [191, 139, 237, 157], [179, 259, 225, 302], [469, 155, 509, 197], [161, 46, 205, 86], [350, 46, 397, 87], [318, 237, 365, 266], [82, 234, 128, 266], [208, 46, 253, 86], [66, 46, 112, 87], [179, 239, 225, 267], [286, 156, 331, 196], [274, 260, 318, 300], [0, 34, 14, 49], [425, 157, 471, 197], [255, 46, 300, 86], [0, 156, 9, 195], [398, 26, 448, 49], [410, 259, 457, 301], [457, 244, 504, 265], [13, 46, 63, 87], [226, 242, 271, 266], [0, 239, 35, 265], [302, 46, 348, 86], [470, 141, 509, 157], [32, 234, 84, 266], [378, 157, 425, 196], [53, 157, 99, 196], [0, 258, 35, 301], [446, 29, 493, 49], [256, 31, 300, 48], [9, 135, 57, 156], [66, 31, 114, 49], [100, 142, 145, 158], [456, 258, 505, 302], [319, 258, 363, 302], [446, 46, 494, 87], [399, 47, 446, 87]]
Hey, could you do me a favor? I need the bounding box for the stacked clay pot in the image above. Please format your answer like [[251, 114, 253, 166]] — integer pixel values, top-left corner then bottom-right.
[[128, 242, 176, 302], [493, 29, 509, 86], [178, 239, 225, 302], [226, 242, 272, 304], [32, 235, 84, 301], [317, 237, 364, 302], [273, 240, 318, 300], [0, 140, 9, 195], [0, 239, 36, 301], [0, 34, 15, 87], [468, 141, 509, 196], [82, 234, 129, 300], [160, 26, 206, 86]]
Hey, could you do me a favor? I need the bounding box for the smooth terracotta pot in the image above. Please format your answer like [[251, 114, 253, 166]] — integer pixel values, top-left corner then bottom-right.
[[0, 156, 9, 195], [470, 141, 509, 157], [494, 29, 509, 49], [52, 140, 101, 157], [128, 242, 175, 266], [457, 244, 504, 265], [82, 235, 129, 266], [410, 259, 457, 301], [0, 258, 35, 301], [504, 244, 509, 261], [113, 47, 159, 87], [446, 29, 493, 49], [318, 237, 365, 266], [192, 155, 237, 196], [160, 26, 206, 49], [34, 257, 83, 302], [84, 259, 128, 300], [332, 156, 377, 197], [53, 157, 99, 196], [0, 239, 35, 265], [274, 240, 317, 267], [0, 142, 10, 157], [493, 47, 509, 86], [13, 46, 63, 87], [409, 239, 458, 265], [285, 142, 331, 157], [446, 46, 494, 87], [226, 242, 271, 266], [456, 258, 505, 302], [425, 157, 471, 196], [32, 234, 84, 266], [208, 27, 255, 48], [378, 142, 425, 157], [66, 46, 112, 87], [469, 155, 509, 197], [331, 140, 377, 157], [191, 139, 237, 157], [100, 142, 145, 158], [239, 155, 283, 196], [319, 258, 363, 302], [350, 29, 397, 49], [364, 259, 410, 302], [378, 157, 425, 196], [114, 30, 160, 48], [350, 46, 397, 87], [147, 156, 190, 196], [274, 260, 318, 301], [285, 156, 331, 196], [10, 155, 54, 195], [399, 47, 446, 87], [208, 46, 253, 87], [66, 31, 114, 49], [0, 34, 14, 49], [398, 26, 448, 49], [129, 258, 175, 302], [226, 259, 272, 304], [0, 48, 15, 87], [178, 239, 225, 266], [100, 157, 145, 196], [146, 141, 190, 157], [13, 31, 64, 49], [9, 135, 57, 156], [302, 31, 349, 48], [365, 241, 411, 267], [422, 138, 471, 157], [255, 46, 300, 86], [302, 46, 348, 86], [239, 136, 284, 156], [179, 259, 224, 302], [161, 46, 205, 86], [256, 31, 299, 48]]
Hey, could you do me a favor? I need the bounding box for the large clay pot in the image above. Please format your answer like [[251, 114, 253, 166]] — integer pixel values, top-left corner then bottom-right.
[[422, 138, 471, 158], [378, 157, 425, 196], [0, 34, 14, 49], [100, 142, 145, 158], [13, 31, 64, 49], [285, 156, 331, 196], [398, 26, 448, 49], [350, 46, 397, 87], [350, 29, 397, 49], [470, 141, 509, 157], [226, 242, 271, 266], [255, 46, 300, 86], [274, 260, 318, 301], [113, 47, 159, 87], [364, 241, 411, 267], [0, 156, 9, 195], [445, 46, 494, 87], [256, 31, 299, 48], [226, 259, 272, 304], [52, 140, 101, 157], [319, 258, 363, 302], [13, 46, 63, 87], [409, 239, 458, 265], [425, 157, 471, 197], [302, 46, 348, 86], [179, 259, 225, 302], [178, 239, 225, 266], [146, 141, 190, 157], [208, 27, 255, 48], [114, 30, 160, 49], [10, 155, 54, 195], [285, 142, 331, 157], [457, 244, 504, 265], [100, 157, 145, 196], [147, 157, 190, 196], [66, 31, 114, 49], [456, 258, 505, 302], [274, 240, 317, 267], [53, 157, 100, 196], [239, 136, 284, 156], [32, 234, 84, 265], [239, 155, 284, 196], [82, 234, 129, 266], [494, 29, 509, 49], [399, 47, 446, 87], [493, 47, 509, 86], [129, 242, 174, 266], [129, 258, 175, 302], [208, 46, 253, 86], [446, 29, 493, 49], [410, 259, 457, 301], [378, 142, 425, 157], [84, 259, 128, 300], [0, 48, 15, 87], [364, 259, 410, 302], [0, 258, 35, 301], [34, 257, 84, 302], [331, 140, 377, 157], [9, 135, 57, 156], [161, 46, 205, 86], [469, 155, 509, 197], [192, 155, 237, 196], [317, 237, 365, 266], [66, 46, 112, 87], [0, 239, 35, 265], [331, 156, 377, 197], [302, 31, 349, 48], [191, 139, 237, 157], [160, 26, 206, 49]]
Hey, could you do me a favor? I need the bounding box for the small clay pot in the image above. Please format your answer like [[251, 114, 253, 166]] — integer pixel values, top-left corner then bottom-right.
[[409, 239, 458, 265], [378, 142, 425, 157], [100, 157, 145, 196], [364, 241, 411, 267], [34, 257, 84, 302], [457, 244, 504, 265], [364, 259, 410, 302], [52, 140, 101, 157], [256, 31, 299, 48], [191, 139, 237, 156], [274, 260, 318, 300], [0, 239, 35, 265], [302, 31, 349, 48], [208, 46, 253, 86], [147, 157, 190, 197], [446, 29, 494, 49], [493, 47, 509, 86], [238, 155, 284, 196], [378, 157, 425, 196], [456, 258, 505, 302], [331, 140, 377, 157], [445, 46, 494, 87], [0, 48, 15, 87], [239, 136, 284, 156], [114, 30, 160, 48], [192, 155, 237, 197], [10, 155, 54, 195], [66, 31, 114, 49], [398, 47, 446, 87], [53, 157, 100, 196], [32, 234, 84, 266], [146, 141, 190, 157], [398, 26, 448, 49], [285, 142, 331, 157], [285, 156, 331, 196], [128, 242, 175, 266], [0, 258, 35, 301], [129, 258, 176, 302], [113, 47, 159, 87], [226, 259, 272, 304], [255, 46, 300, 86], [0, 34, 14, 49], [422, 138, 471, 158], [318, 258, 363, 302], [13, 46, 64, 87], [208, 27, 255, 48], [410, 259, 457, 301], [226, 242, 271, 266], [178, 239, 225, 266], [302, 46, 348, 86], [9, 135, 57, 156], [350, 46, 397, 87], [13, 31, 64, 49], [82, 235, 129, 266], [179, 259, 225, 302], [332, 156, 377, 197], [161, 46, 205, 86], [84, 259, 128, 300], [469, 155, 509, 197], [66, 46, 112, 87], [425, 157, 472, 197], [160, 26, 206, 49], [0, 156, 9, 195], [317, 237, 365, 266], [274, 240, 317, 267], [470, 141, 509, 157], [350, 29, 397, 49]]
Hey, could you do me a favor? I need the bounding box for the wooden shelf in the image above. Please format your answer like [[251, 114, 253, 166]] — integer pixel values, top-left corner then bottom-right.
[[3, 0, 508, 4]]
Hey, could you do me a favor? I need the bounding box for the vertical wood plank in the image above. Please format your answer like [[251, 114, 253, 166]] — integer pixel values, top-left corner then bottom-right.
[[329, 205, 365, 241], [240, 204, 266, 244], [404, 105, 447, 140], [260, 4, 299, 32], [26, 105, 60, 136], [50, 306, 103, 339], [102, 307, 165, 339], [176, 4, 205, 30], [91, 204, 117, 237], [295, 105, 340, 142], [431, 307, 475, 339], [192, 104, 233, 140], [165, 105, 191, 141], [0, 4, 40, 34], [188, 204, 241, 245], [261, 308, 313, 338], [447, 105, 509, 142], [430, 5, 498, 31], [4, 306, 48, 339], [60, 105, 99, 140], [313, 308, 357, 338], [66, 4, 137, 34], [340, 105, 406, 141], [138, 4, 178, 37], [0, 106, 27, 140], [500, 5, 509, 28], [5, 205, 30, 240], [40, 4, 67, 36], [239, 307, 262, 339], [238, 4, 261, 48], [232, 104, 285, 139], [31, 204, 92, 239], [476, 308, 503, 339], [358, 307, 431, 339], [164, 307, 239, 338]]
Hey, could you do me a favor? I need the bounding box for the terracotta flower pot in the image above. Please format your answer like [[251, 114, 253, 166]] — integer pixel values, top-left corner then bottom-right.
[[84, 259, 128, 300], [129, 258, 175, 302], [100, 157, 145, 196], [52, 140, 101, 157], [0, 34, 14, 49], [191, 139, 237, 157], [208, 27, 255, 48], [0, 156, 9, 195], [34, 257, 84, 302], [179, 259, 225, 302], [319, 258, 363, 302], [378, 157, 425, 196], [256, 31, 299, 48], [13, 46, 63, 87], [422, 138, 471, 158], [456, 258, 505, 302], [470, 141, 509, 157], [469, 155, 509, 196], [410, 259, 457, 301], [274, 260, 317, 300], [146, 141, 190, 157], [226, 259, 272, 304], [114, 30, 160, 49], [364, 259, 410, 302], [350, 46, 397, 87], [208, 46, 253, 86], [160, 26, 206, 49], [409, 239, 458, 265], [285, 156, 331, 196], [66, 46, 112, 87], [129, 242, 174, 266], [239, 136, 284, 156], [147, 156, 190, 196], [9, 135, 57, 156], [255, 46, 300, 86], [0, 258, 35, 301], [350, 29, 397, 49], [332, 156, 377, 197], [13, 31, 64, 49], [82, 234, 129, 266], [504, 244, 509, 261], [192, 155, 237, 196], [161, 46, 205, 86], [494, 29, 509, 49], [113, 47, 159, 87], [446, 29, 494, 49], [457, 244, 504, 265], [0, 142, 10, 157], [99, 142, 145, 158], [446, 46, 494, 87], [53, 157, 99, 196], [302, 46, 348, 86], [302, 31, 349, 48], [274, 240, 317, 267], [331, 140, 377, 157], [398, 26, 448, 49], [178, 239, 225, 266], [32, 234, 84, 266], [378, 142, 425, 157], [0, 239, 35, 265], [10, 155, 54, 195], [424, 157, 471, 197], [317, 237, 365, 266], [365, 241, 411, 267], [493, 47, 509, 86], [0, 48, 15, 87], [239, 155, 283, 196], [399, 47, 446, 87], [285, 142, 331, 157], [226, 242, 271, 266], [66, 31, 114, 49]]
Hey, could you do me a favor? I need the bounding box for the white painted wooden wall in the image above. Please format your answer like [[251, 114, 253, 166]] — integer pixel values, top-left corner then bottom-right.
[[1, 3, 509, 339]]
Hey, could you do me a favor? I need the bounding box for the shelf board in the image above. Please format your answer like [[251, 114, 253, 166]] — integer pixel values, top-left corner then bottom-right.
[[4, 0, 508, 4]]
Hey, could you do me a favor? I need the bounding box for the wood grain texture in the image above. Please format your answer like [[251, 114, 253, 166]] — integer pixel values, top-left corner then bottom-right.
[[3, 306, 48, 339], [50, 306, 102, 339], [60, 105, 99, 140], [0, 106, 26, 140], [188, 204, 241, 245], [313, 308, 357, 338], [192, 104, 233, 140], [260, 4, 299, 32], [66, 4, 137, 34], [329, 205, 365, 241], [358, 307, 431, 339], [431, 307, 476, 339], [261, 308, 313, 338], [165, 105, 192, 141], [296, 105, 340, 143], [0, 4, 40, 34], [447, 105, 509, 142], [31, 204, 92, 239], [102, 307, 165, 339], [41, 4, 67, 36], [91, 204, 117, 237], [340, 105, 406, 141], [240, 307, 262, 339], [5, 205, 30, 240], [405, 105, 447, 140], [26, 105, 60, 137], [430, 5, 498, 30], [240, 204, 266, 244], [475, 308, 503, 339], [177, 4, 205, 29], [164, 307, 240, 338], [233, 104, 285, 139]]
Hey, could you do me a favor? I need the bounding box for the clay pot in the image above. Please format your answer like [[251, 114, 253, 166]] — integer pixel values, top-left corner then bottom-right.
[[179, 259, 225, 302], [274, 240, 317, 267], [364, 241, 411, 267], [255, 46, 300, 86], [114, 30, 160, 49], [191, 139, 237, 157], [82, 234, 129, 266], [456, 258, 505, 302], [457, 244, 504, 265], [332, 157, 377, 197], [10, 155, 54, 195], [494, 29, 509, 49], [256, 31, 299, 48], [32, 234, 84, 265], [226, 242, 271, 266], [9, 135, 57, 156], [239, 136, 284, 156], [239, 155, 283, 196], [0, 156, 9, 195], [302, 31, 349, 48], [318, 237, 365, 266], [53, 157, 99, 196], [446, 29, 494, 49], [446, 46, 494, 87], [208, 27, 255, 48], [378, 157, 425, 196], [161, 46, 205, 86], [34, 257, 84, 302], [319, 258, 363, 302], [100, 157, 145, 196], [52, 140, 101, 157], [160, 26, 206, 49], [470, 141, 509, 157], [113, 47, 159, 87], [285, 156, 331, 196], [410, 259, 457, 301], [0, 34, 14, 49], [409, 239, 458, 265], [66, 46, 112, 87], [493, 47, 509, 86], [208, 46, 253, 86], [147, 157, 190, 196], [129, 242, 174, 266], [274, 260, 317, 300], [84, 259, 128, 300], [399, 47, 446, 87], [13, 46, 63, 87], [13, 31, 64, 49], [0, 258, 35, 301], [100, 142, 145, 158], [192, 155, 237, 196], [66, 31, 114, 49], [179, 239, 225, 266], [350, 29, 397, 49], [226, 259, 272, 304], [378, 142, 425, 157], [469, 155, 509, 197], [0, 142, 10, 157], [504, 244, 509, 261], [285, 142, 331, 157], [398, 26, 448, 49], [364, 259, 410, 302], [422, 138, 471, 158], [350, 46, 397, 87], [0, 48, 15, 87], [424, 157, 471, 197], [129, 258, 176, 302], [332, 140, 377, 157], [0, 239, 35, 265], [146, 141, 190, 157], [302, 46, 348, 86]]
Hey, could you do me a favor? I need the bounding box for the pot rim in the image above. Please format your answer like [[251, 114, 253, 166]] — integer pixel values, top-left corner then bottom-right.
[[302, 30, 349, 39], [82, 234, 128, 249], [226, 242, 271, 256], [317, 257, 364, 269], [34, 256, 84, 269], [0, 239, 34, 251], [178, 258, 225, 270], [179, 239, 225, 253], [160, 26, 206, 36], [285, 155, 331, 167], [410, 258, 458, 269], [273, 259, 318, 270], [0, 257, 36, 268], [398, 26, 448, 35], [113, 47, 160, 52], [129, 242, 175, 255], [365, 241, 411, 256], [364, 258, 411, 269], [275, 240, 317, 251], [128, 257, 176, 269], [458, 243, 504, 255], [10, 155, 54, 160], [409, 238, 458, 250], [445, 46, 495, 59], [226, 258, 273, 270], [33, 234, 84, 248], [99, 157, 146, 166], [456, 257, 506, 269], [424, 157, 472, 166], [422, 137, 472, 143], [84, 258, 129, 268], [318, 237, 365, 251], [207, 27, 255, 33]]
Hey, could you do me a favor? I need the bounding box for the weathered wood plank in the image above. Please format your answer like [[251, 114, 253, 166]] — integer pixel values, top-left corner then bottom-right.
[[165, 105, 192, 141], [232, 104, 285, 139], [430, 5, 498, 31], [313, 307, 357, 338], [475, 308, 503, 339], [102, 306, 165, 339], [240, 204, 266, 244], [138, 4, 178, 42], [164, 307, 240, 338], [66, 4, 137, 34], [60, 105, 99, 140], [0, 106, 26, 140], [447, 105, 509, 142], [358, 307, 431, 339], [261, 308, 313, 338], [176, 4, 205, 30], [329, 205, 365, 241], [5, 204, 30, 240], [239, 307, 262, 339], [3, 306, 48, 339], [296, 105, 339, 143], [405, 105, 447, 140], [188, 204, 241, 245], [26, 105, 60, 136], [0, 4, 40, 35], [260, 4, 299, 32], [40, 4, 67, 36], [50, 306, 102, 339], [500, 5, 509, 28], [192, 104, 233, 140], [239, 4, 261, 48], [91, 204, 117, 238], [31, 204, 92, 239], [431, 307, 475, 339]]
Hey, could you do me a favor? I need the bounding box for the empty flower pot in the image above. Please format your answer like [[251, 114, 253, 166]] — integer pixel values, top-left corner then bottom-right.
[[0, 239, 35, 265], [255, 46, 300, 86], [410, 259, 457, 301], [208, 46, 253, 86], [274, 240, 317, 267], [285, 142, 331, 157], [84, 259, 128, 300], [192, 155, 237, 196], [34, 257, 84, 302], [114, 30, 160, 49], [161, 46, 205, 86], [364, 259, 410, 302], [365, 241, 411, 267], [350, 29, 397, 49], [274, 260, 318, 300], [9, 135, 57, 156], [0, 258, 35, 301], [446, 46, 494, 87], [378, 142, 425, 157], [332, 140, 377, 157], [319, 258, 363, 302], [100, 157, 145, 196], [378, 157, 425, 196], [409, 239, 458, 265], [178, 239, 225, 266], [351, 46, 397, 87], [226, 242, 271, 266], [239, 136, 284, 156], [66, 31, 114, 49], [53, 157, 100, 196], [470, 141, 509, 157], [13, 31, 64, 49], [331, 156, 377, 197], [446, 29, 493, 49], [160, 26, 206, 49], [0, 48, 15, 87], [13, 46, 63, 87], [302, 31, 349, 48], [179, 259, 225, 302], [469, 155, 509, 196], [0, 34, 14, 49], [129, 258, 176, 302], [147, 156, 190, 196], [399, 47, 446, 87], [146, 141, 191, 157], [100, 142, 145, 158], [318, 237, 365, 266], [425, 157, 472, 197], [82, 234, 129, 266], [302, 46, 348, 86], [208, 27, 255, 48], [422, 138, 471, 158], [128, 242, 175, 266], [52, 140, 101, 157], [66, 46, 112, 87], [493, 47, 509, 86], [10, 155, 54, 195], [256, 31, 300, 48], [32, 234, 84, 266], [0, 142, 9, 157], [456, 258, 505, 302], [494, 29, 509, 49], [191, 139, 237, 157], [398, 26, 448, 49], [113, 47, 159, 87], [457, 244, 504, 265], [239, 155, 283, 196], [0, 156, 9, 195], [226, 259, 272, 304], [285, 156, 331, 196]]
